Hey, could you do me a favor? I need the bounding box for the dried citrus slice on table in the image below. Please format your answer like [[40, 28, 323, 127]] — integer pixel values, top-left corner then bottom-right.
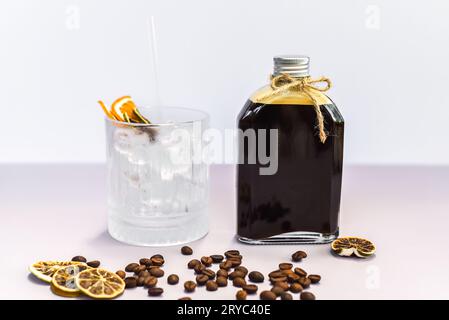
[[29, 261, 86, 283], [331, 237, 376, 258], [52, 264, 91, 295], [75, 268, 125, 299]]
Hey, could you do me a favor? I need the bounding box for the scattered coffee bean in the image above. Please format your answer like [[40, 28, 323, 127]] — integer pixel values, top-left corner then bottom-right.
[[124, 277, 137, 288], [178, 297, 192, 300], [248, 271, 264, 283], [144, 276, 157, 288], [184, 281, 197, 292], [224, 250, 240, 258], [125, 263, 139, 272], [138, 270, 150, 278], [134, 265, 147, 274], [228, 257, 242, 267], [287, 273, 300, 283], [298, 277, 311, 288], [139, 258, 151, 266], [233, 277, 246, 288], [203, 269, 216, 280], [71, 256, 87, 263], [281, 292, 293, 300], [229, 271, 245, 280], [217, 269, 228, 278], [150, 256, 164, 266], [236, 290, 247, 300], [294, 267, 307, 277], [234, 266, 248, 277], [188, 259, 200, 269], [219, 260, 233, 270], [116, 270, 126, 279], [269, 270, 284, 278], [290, 282, 304, 293], [271, 286, 285, 297], [148, 287, 163, 297], [194, 263, 206, 274], [196, 274, 209, 286], [86, 260, 100, 268], [137, 276, 146, 287], [149, 267, 164, 278], [201, 256, 213, 266], [308, 274, 321, 284], [292, 251, 307, 262], [260, 290, 277, 300], [206, 280, 218, 291], [210, 255, 224, 263], [242, 284, 258, 294], [181, 246, 193, 255], [279, 263, 293, 270], [216, 276, 228, 287], [167, 274, 179, 285], [300, 291, 316, 300]]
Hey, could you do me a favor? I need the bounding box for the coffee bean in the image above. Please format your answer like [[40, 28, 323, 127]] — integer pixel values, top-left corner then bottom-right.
[[137, 276, 146, 287], [188, 259, 200, 269], [210, 255, 224, 263], [229, 271, 245, 280], [233, 277, 246, 288], [260, 290, 277, 300], [281, 292, 293, 300], [290, 282, 304, 293], [150, 256, 164, 267], [138, 270, 150, 278], [149, 267, 164, 278], [181, 246, 193, 255], [248, 271, 264, 283], [271, 286, 285, 297], [196, 274, 209, 286], [124, 277, 137, 288], [184, 281, 196, 292], [269, 270, 284, 278], [279, 263, 293, 270], [144, 276, 157, 288], [300, 291, 316, 300], [201, 256, 213, 267], [308, 274, 321, 284], [134, 265, 147, 274], [167, 274, 179, 285], [242, 284, 258, 294], [178, 297, 192, 300], [294, 267, 307, 277], [194, 263, 206, 274], [148, 287, 163, 297], [224, 250, 240, 258], [236, 289, 247, 300], [228, 257, 242, 267], [219, 261, 233, 270], [206, 280, 218, 291], [292, 251, 307, 262], [116, 270, 126, 279], [234, 266, 248, 277], [216, 276, 228, 287], [125, 263, 139, 272], [71, 256, 87, 263], [139, 258, 152, 266], [298, 277, 311, 288], [287, 273, 300, 283], [273, 281, 289, 291], [203, 269, 216, 280], [217, 269, 228, 278], [151, 254, 164, 260], [87, 260, 100, 268]]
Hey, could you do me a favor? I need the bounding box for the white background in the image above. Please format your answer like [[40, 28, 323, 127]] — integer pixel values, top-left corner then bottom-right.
[[1, 0, 448, 165]]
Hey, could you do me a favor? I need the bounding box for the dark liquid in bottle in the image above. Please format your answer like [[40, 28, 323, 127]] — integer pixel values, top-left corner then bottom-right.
[[237, 100, 344, 240]]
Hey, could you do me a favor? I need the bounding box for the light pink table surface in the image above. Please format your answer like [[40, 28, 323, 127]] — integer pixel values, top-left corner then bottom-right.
[[1, 164, 448, 300]]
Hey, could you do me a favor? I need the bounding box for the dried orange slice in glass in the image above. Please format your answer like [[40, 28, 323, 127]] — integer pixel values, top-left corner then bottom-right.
[[331, 237, 376, 258], [110, 95, 133, 122], [29, 261, 86, 283], [75, 268, 125, 299], [52, 264, 91, 294], [98, 100, 116, 120]]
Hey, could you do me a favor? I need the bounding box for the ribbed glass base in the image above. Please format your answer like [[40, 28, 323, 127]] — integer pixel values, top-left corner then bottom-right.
[[238, 230, 339, 245]]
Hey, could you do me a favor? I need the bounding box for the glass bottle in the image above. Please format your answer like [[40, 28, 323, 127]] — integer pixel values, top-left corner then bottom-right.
[[236, 55, 344, 244]]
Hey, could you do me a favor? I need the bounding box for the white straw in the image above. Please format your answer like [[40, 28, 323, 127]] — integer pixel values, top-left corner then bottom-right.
[[146, 16, 161, 106]]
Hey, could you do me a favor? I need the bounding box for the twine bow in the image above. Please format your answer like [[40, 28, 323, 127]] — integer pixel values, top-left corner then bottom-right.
[[259, 73, 332, 143]]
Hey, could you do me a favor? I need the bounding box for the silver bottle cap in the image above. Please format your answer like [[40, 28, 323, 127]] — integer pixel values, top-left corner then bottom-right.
[[273, 55, 310, 77]]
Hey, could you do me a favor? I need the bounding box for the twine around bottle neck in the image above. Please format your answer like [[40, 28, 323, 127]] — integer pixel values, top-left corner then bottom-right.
[[258, 73, 332, 143]]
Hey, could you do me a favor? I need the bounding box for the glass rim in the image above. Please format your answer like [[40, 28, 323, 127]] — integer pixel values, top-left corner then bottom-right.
[[104, 106, 209, 127]]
